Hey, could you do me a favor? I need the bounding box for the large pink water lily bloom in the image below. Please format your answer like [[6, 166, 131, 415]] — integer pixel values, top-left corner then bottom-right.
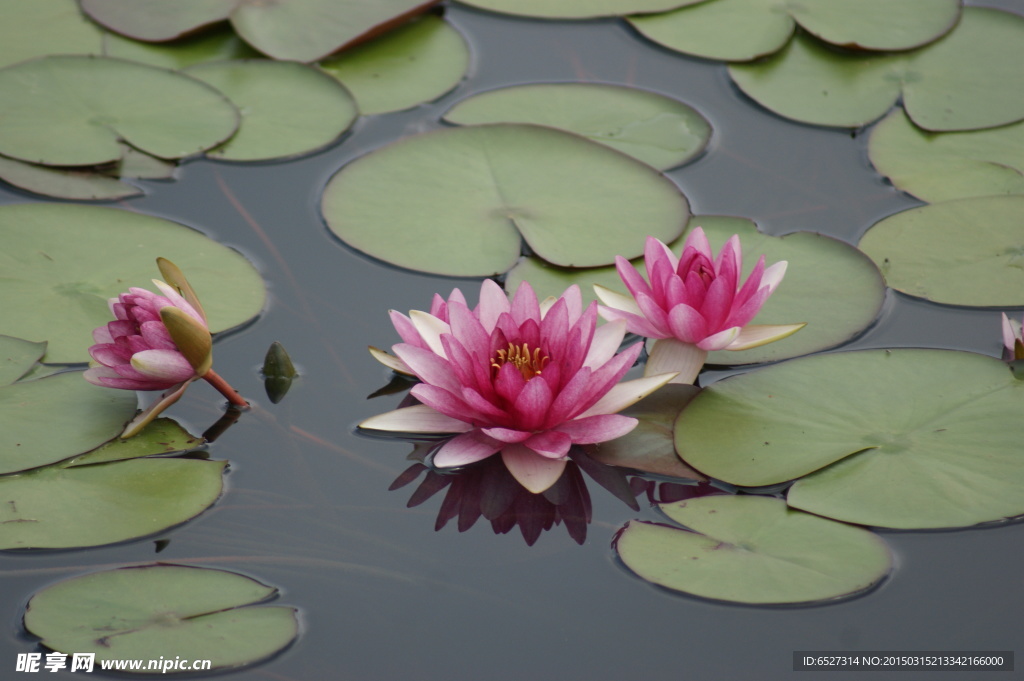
[[361, 280, 677, 494], [596, 229, 804, 384]]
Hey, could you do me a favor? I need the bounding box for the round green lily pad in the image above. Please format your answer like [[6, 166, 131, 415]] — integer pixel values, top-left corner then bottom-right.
[[184, 60, 357, 161], [0, 370, 137, 475], [444, 83, 711, 171], [0, 55, 239, 167], [675, 349, 1024, 528], [455, 0, 704, 19], [858, 195, 1024, 307], [869, 109, 1024, 203], [506, 216, 884, 364], [629, 0, 960, 62], [616, 496, 892, 604], [322, 124, 688, 276], [0, 0, 104, 69], [320, 14, 470, 115], [24, 564, 298, 672], [0, 155, 141, 201], [0, 336, 46, 387], [0, 203, 266, 363], [103, 26, 261, 70], [729, 8, 1024, 131]]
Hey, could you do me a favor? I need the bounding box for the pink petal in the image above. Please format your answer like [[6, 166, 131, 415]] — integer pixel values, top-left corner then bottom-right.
[[578, 372, 679, 418], [667, 304, 708, 344], [481, 427, 533, 443], [477, 279, 510, 333], [501, 444, 567, 493], [393, 344, 461, 393], [593, 284, 642, 317], [139, 320, 175, 350], [512, 375, 554, 431], [697, 326, 741, 351], [130, 349, 197, 382], [597, 305, 664, 339], [523, 430, 573, 458], [634, 291, 671, 337], [92, 325, 115, 344], [700, 273, 735, 331], [510, 280, 541, 326], [760, 260, 788, 293], [434, 431, 502, 467], [583, 320, 627, 370], [680, 226, 712, 262], [615, 256, 652, 301], [389, 310, 428, 349], [83, 366, 170, 391], [410, 383, 477, 422], [558, 284, 583, 324], [153, 280, 205, 326], [645, 235, 678, 273], [89, 343, 132, 367], [557, 414, 637, 444]]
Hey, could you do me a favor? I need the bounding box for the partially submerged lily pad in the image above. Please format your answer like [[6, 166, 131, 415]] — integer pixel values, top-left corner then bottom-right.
[[629, 0, 960, 62], [729, 8, 1024, 131], [185, 60, 358, 161], [320, 14, 470, 115], [616, 495, 892, 604], [0, 0, 103, 69], [67, 418, 204, 467], [675, 349, 1024, 528], [444, 83, 711, 171], [322, 124, 688, 276], [0, 336, 46, 387], [0, 56, 239, 166], [868, 109, 1024, 203], [24, 564, 298, 671], [858, 195, 1024, 307], [455, 0, 703, 19], [0, 203, 266, 362], [0, 155, 142, 201]]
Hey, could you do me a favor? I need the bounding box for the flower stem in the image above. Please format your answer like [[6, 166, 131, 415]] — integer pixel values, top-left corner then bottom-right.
[[202, 369, 249, 407]]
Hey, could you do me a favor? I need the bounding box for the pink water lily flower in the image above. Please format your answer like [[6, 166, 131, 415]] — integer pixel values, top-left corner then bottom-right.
[[1002, 313, 1024, 361], [361, 280, 677, 494], [596, 229, 804, 384]]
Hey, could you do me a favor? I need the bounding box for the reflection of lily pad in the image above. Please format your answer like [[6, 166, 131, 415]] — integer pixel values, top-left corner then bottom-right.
[[455, 0, 703, 19], [675, 350, 1024, 528], [0, 56, 239, 166], [729, 8, 1024, 131], [858, 196, 1024, 307], [320, 14, 470, 115], [0, 336, 46, 387], [630, 0, 960, 61], [616, 496, 891, 604], [869, 109, 1024, 203], [0, 203, 266, 363], [322, 124, 688, 276], [24, 564, 298, 672], [0, 0, 103, 69], [444, 83, 711, 171], [81, 0, 442, 62], [0, 156, 141, 201], [184, 60, 357, 161], [0, 369, 137, 475], [506, 216, 884, 364]]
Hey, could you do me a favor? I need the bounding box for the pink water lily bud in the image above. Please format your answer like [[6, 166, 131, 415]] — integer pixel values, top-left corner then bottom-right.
[[596, 229, 804, 384], [361, 280, 678, 494]]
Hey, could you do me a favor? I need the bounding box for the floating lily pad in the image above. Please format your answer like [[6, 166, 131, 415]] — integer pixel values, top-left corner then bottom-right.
[[455, 0, 703, 20], [24, 564, 298, 671], [675, 349, 1024, 528], [0, 0, 104, 69], [0, 203, 266, 363], [858, 195, 1024, 307], [729, 8, 1024, 131], [68, 418, 204, 467], [103, 26, 261, 69], [117, 146, 177, 180], [0, 56, 238, 167], [868, 109, 1024, 203], [0, 155, 141, 201], [320, 14, 469, 115], [506, 216, 884, 364], [616, 496, 892, 604], [0, 369, 137, 475], [0, 336, 46, 387], [629, 0, 960, 62], [184, 60, 357, 161], [444, 83, 711, 171], [322, 124, 688, 276], [82, 0, 442, 62], [590, 384, 705, 479]]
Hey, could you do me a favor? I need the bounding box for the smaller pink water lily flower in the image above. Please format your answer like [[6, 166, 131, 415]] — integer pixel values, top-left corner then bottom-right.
[[360, 280, 678, 494], [595, 229, 804, 384], [84, 258, 247, 437], [1002, 313, 1024, 361]]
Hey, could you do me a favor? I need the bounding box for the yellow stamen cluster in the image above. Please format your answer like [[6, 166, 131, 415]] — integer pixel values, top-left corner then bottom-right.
[[491, 342, 549, 380]]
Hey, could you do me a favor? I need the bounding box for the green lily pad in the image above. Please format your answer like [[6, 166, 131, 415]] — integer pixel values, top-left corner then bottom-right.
[[24, 564, 298, 671], [506, 216, 884, 364], [454, 0, 704, 20], [322, 124, 688, 276], [117, 146, 177, 180], [443, 83, 711, 171], [81, 0, 443, 63], [729, 8, 1024, 131], [184, 60, 357, 161], [67, 418, 204, 467], [0, 336, 47, 387], [103, 26, 261, 69], [0, 203, 266, 363], [320, 14, 469, 115], [0, 458, 225, 550], [0, 155, 141, 201], [675, 349, 1024, 528], [0, 370, 137, 475], [0, 0, 104, 69], [616, 496, 892, 604], [858, 195, 1024, 307], [590, 384, 705, 479], [868, 109, 1024, 203], [0, 55, 238, 167], [629, 0, 960, 62]]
